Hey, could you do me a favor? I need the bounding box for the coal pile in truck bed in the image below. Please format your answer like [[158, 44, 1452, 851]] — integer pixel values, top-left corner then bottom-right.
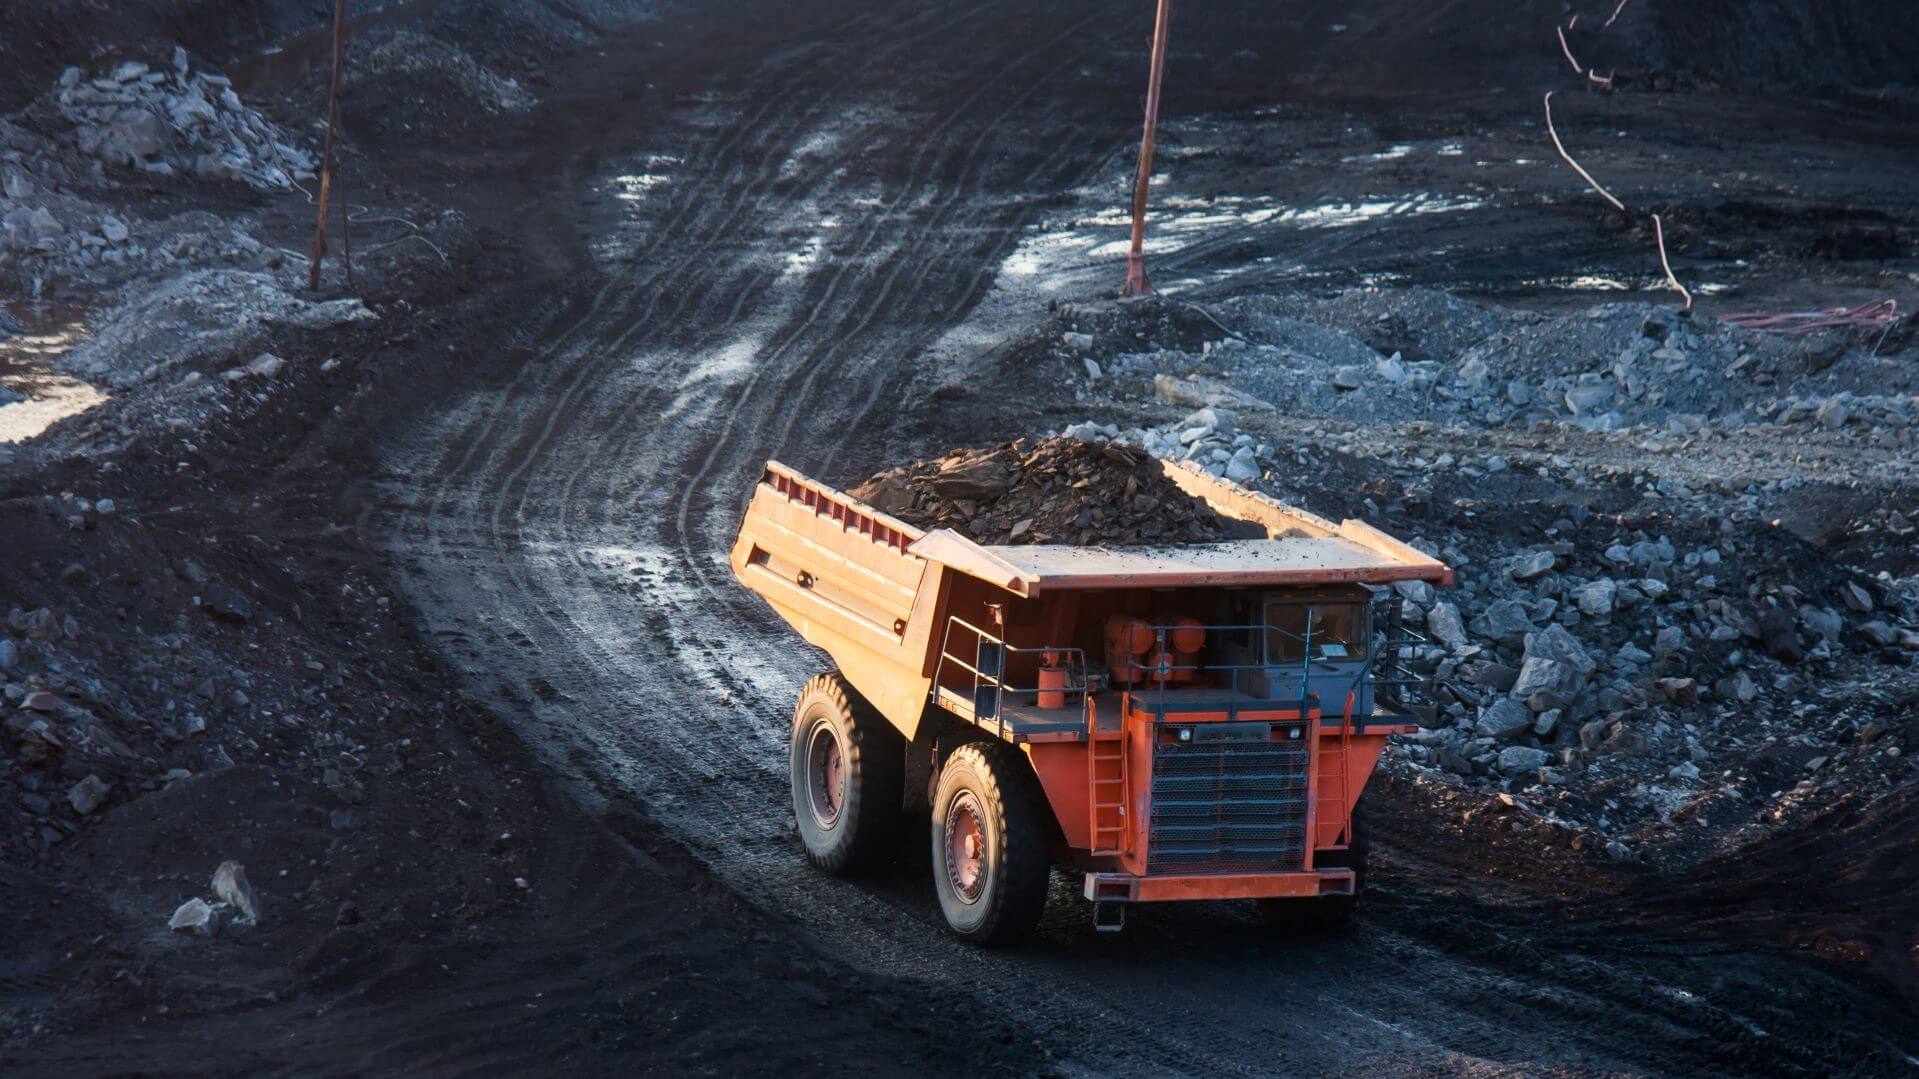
[[849, 435, 1233, 546]]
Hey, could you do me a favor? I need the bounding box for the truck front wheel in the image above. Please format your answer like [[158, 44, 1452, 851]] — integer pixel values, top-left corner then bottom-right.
[[790, 672, 904, 875], [930, 742, 1050, 945]]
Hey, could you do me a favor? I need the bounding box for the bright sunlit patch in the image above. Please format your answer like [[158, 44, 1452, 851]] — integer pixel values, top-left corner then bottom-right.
[[0, 308, 107, 444], [1278, 194, 1486, 229], [1342, 144, 1415, 163], [609, 153, 683, 201]]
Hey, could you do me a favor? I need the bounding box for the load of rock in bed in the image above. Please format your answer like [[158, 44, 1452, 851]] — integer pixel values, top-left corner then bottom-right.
[[849, 435, 1234, 546]]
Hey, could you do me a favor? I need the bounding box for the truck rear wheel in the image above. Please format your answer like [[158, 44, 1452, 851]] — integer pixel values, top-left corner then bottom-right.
[[930, 742, 1050, 945], [790, 671, 904, 875], [1260, 803, 1368, 932]]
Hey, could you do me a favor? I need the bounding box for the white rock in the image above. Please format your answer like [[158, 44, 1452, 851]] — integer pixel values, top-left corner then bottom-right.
[[212, 860, 261, 923], [168, 897, 222, 936], [246, 352, 285, 378]]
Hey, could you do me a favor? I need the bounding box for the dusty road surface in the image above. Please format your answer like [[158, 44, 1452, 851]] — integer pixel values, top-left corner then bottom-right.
[[362, 0, 1917, 1073]]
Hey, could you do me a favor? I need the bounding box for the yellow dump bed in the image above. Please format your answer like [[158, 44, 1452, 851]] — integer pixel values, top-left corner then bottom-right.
[[729, 457, 1449, 737]]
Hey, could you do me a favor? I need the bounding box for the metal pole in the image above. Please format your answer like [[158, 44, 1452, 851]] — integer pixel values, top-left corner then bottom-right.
[[1122, 0, 1172, 299], [308, 0, 347, 291]]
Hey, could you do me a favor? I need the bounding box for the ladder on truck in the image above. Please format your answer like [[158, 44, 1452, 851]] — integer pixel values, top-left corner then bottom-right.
[[1087, 706, 1127, 858], [1086, 705, 1129, 932], [1314, 691, 1359, 854]]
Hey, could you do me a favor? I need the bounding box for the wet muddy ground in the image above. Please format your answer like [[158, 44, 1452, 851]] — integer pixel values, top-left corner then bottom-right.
[[3, 0, 1917, 1074]]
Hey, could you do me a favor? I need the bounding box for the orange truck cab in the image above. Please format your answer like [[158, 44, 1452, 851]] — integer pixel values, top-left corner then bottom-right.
[[730, 457, 1451, 943]]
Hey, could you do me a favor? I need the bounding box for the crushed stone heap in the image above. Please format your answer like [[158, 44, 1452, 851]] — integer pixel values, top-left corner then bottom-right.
[[849, 435, 1234, 546]]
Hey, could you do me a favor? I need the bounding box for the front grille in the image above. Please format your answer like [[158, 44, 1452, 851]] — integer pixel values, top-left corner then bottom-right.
[[1147, 736, 1310, 875]]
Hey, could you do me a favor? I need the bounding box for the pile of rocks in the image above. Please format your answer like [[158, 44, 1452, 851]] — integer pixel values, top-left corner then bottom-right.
[[1, 51, 322, 291], [849, 435, 1235, 546], [1051, 291, 1916, 463], [1760, 391, 1919, 445], [52, 49, 314, 189], [1334, 492, 1916, 847], [1065, 403, 1276, 485], [359, 32, 538, 113], [58, 267, 376, 386]]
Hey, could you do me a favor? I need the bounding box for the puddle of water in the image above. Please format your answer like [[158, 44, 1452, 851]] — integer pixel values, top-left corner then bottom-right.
[[0, 302, 106, 445], [226, 0, 445, 94]]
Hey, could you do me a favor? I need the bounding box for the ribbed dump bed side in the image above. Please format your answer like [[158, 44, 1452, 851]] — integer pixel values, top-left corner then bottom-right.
[[733, 462, 927, 643]]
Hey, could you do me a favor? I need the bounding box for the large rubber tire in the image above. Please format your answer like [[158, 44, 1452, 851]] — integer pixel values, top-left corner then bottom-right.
[[930, 742, 1051, 945], [789, 672, 905, 876], [1259, 803, 1369, 932]]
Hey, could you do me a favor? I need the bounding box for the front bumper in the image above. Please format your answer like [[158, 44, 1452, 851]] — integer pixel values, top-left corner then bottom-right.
[[1084, 867, 1356, 903]]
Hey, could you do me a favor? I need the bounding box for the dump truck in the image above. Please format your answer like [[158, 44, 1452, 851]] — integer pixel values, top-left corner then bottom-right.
[[729, 455, 1451, 943]]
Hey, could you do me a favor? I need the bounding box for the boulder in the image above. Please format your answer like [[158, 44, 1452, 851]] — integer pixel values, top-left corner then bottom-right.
[[1476, 698, 1534, 741], [1497, 746, 1552, 775], [1509, 549, 1555, 581], [1224, 447, 1260, 483], [1800, 606, 1843, 644], [201, 585, 253, 625], [212, 860, 261, 923], [1524, 624, 1596, 677], [1565, 383, 1614, 415], [1393, 579, 1435, 609], [67, 774, 109, 815], [1715, 671, 1758, 703], [851, 473, 914, 514], [1655, 677, 1699, 706], [1858, 620, 1898, 648], [168, 897, 223, 936], [1759, 604, 1802, 663], [1472, 600, 1535, 645], [1426, 602, 1468, 649], [1840, 582, 1874, 612], [1573, 579, 1616, 617], [1510, 625, 1595, 700], [103, 108, 171, 162]]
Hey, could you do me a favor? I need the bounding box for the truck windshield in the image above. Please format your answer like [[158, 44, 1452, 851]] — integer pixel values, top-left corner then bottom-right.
[[1264, 599, 1368, 663]]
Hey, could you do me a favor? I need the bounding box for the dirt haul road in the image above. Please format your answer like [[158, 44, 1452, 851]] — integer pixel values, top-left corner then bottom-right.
[[371, 1, 1916, 1073]]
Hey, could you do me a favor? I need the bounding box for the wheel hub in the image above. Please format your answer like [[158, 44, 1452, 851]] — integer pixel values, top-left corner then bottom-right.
[[805, 721, 845, 828], [944, 793, 987, 902]]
